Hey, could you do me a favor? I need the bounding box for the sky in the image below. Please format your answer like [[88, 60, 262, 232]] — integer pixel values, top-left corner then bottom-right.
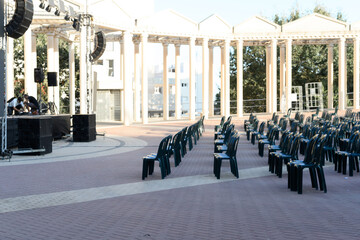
[[153, 0, 360, 25]]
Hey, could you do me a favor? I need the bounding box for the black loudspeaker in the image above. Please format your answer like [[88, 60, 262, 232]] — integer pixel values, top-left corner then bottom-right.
[[34, 68, 44, 83], [89, 31, 106, 62], [73, 114, 96, 142], [5, 0, 34, 39], [18, 117, 53, 154], [48, 72, 57, 86]]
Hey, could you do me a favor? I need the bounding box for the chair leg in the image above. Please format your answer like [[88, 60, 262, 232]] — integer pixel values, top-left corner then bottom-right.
[[142, 159, 148, 180], [148, 161, 155, 175], [342, 155, 347, 175], [349, 156, 354, 177], [291, 164, 297, 191], [309, 168, 318, 190], [216, 159, 222, 179], [297, 166, 303, 194], [316, 167, 327, 193]]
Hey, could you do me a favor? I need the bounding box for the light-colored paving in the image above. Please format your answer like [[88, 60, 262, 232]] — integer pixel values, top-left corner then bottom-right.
[[0, 166, 273, 214], [0, 135, 147, 166]]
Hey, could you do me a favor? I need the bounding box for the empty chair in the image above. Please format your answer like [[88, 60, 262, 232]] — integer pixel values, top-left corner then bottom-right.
[[288, 134, 327, 194], [213, 134, 240, 179], [251, 121, 265, 145], [142, 135, 172, 180], [258, 126, 278, 157], [214, 124, 234, 153]]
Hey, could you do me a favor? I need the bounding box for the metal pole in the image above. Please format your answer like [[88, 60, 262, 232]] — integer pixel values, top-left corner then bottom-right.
[[1, 0, 8, 154]]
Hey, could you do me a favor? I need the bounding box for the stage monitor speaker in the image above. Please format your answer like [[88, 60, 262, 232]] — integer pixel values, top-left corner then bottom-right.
[[47, 72, 58, 86], [18, 117, 53, 154], [5, 0, 34, 39], [34, 68, 44, 83], [89, 31, 106, 63], [73, 114, 96, 142]]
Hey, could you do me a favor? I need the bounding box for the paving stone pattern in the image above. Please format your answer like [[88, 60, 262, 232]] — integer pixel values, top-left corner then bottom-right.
[[0, 118, 360, 239]]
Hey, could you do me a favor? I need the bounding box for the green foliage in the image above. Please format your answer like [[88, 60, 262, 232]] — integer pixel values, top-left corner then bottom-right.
[[12, 34, 80, 114], [226, 5, 353, 113]]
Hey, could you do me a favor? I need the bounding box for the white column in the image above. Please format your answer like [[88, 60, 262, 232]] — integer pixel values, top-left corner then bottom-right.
[[54, 36, 60, 112], [202, 38, 209, 119], [220, 45, 225, 116], [69, 42, 76, 115], [236, 39, 244, 117], [285, 39, 292, 111], [6, 37, 14, 99], [141, 33, 149, 124], [328, 44, 334, 109], [266, 45, 271, 113], [32, 33, 37, 95], [208, 46, 214, 117], [162, 43, 169, 120], [79, 27, 87, 113], [120, 40, 124, 122], [271, 39, 277, 113], [123, 31, 133, 126], [339, 38, 346, 110], [189, 37, 196, 120], [24, 29, 36, 97], [47, 34, 55, 102], [280, 45, 285, 112], [354, 38, 360, 110], [224, 39, 231, 117], [345, 44, 348, 103], [134, 41, 141, 122], [175, 44, 181, 119]]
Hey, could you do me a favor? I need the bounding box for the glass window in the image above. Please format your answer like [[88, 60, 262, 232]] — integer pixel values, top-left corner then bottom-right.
[[108, 60, 114, 77]]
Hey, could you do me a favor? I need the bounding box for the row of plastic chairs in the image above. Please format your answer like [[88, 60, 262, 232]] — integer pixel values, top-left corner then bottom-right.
[[142, 116, 205, 180], [213, 116, 240, 179]]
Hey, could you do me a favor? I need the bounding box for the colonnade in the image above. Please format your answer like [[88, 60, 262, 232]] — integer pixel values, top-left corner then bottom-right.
[[6, 29, 360, 126], [6, 28, 79, 115]]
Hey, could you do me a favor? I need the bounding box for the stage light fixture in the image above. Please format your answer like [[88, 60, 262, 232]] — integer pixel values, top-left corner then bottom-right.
[[55, 9, 60, 16], [64, 13, 70, 21], [72, 19, 80, 31], [45, 5, 51, 12], [39, 1, 45, 9]]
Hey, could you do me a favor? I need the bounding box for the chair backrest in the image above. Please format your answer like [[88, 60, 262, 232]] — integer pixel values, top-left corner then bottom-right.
[[219, 116, 225, 127], [278, 130, 290, 149], [281, 132, 294, 153], [268, 126, 279, 144], [273, 115, 279, 125], [258, 122, 265, 134], [157, 136, 171, 158], [287, 108, 292, 117], [290, 121, 297, 133], [290, 133, 301, 159], [303, 134, 319, 163], [224, 124, 235, 143], [226, 134, 240, 158], [312, 134, 328, 165], [173, 131, 182, 149], [294, 112, 300, 121], [281, 119, 288, 131]]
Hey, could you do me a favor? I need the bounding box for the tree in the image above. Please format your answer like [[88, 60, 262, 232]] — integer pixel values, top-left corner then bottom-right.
[[12, 34, 80, 114], [226, 5, 350, 114]]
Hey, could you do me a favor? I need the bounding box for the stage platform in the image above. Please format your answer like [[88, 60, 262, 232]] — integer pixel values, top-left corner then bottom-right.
[[1, 114, 72, 154]]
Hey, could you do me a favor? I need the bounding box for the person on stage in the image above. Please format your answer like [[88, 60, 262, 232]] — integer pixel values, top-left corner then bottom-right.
[[7, 97, 25, 115], [24, 94, 40, 115]]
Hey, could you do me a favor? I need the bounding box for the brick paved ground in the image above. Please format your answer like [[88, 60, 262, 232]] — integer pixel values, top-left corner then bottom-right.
[[0, 116, 360, 240]]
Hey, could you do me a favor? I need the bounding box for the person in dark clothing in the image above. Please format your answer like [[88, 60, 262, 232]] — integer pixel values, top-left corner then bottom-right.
[[24, 94, 39, 115], [7, 97, 24, 115]]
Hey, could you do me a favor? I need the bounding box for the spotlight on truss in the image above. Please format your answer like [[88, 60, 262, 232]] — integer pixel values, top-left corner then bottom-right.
[[39, 1, 45, 9], [64, 13, 71, 21], [45, 5, 51, 12]]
